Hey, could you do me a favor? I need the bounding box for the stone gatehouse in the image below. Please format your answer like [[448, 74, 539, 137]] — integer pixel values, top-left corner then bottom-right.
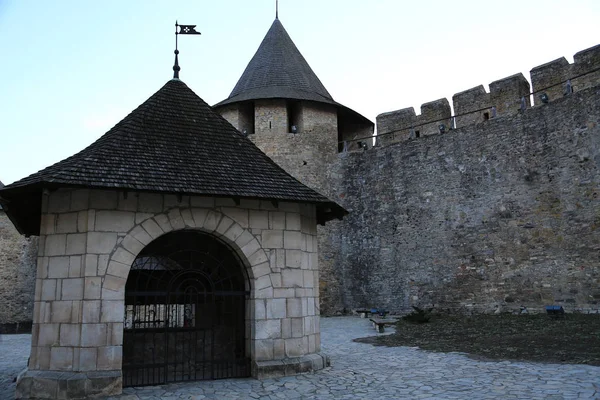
[[1, 78, 345, 399]]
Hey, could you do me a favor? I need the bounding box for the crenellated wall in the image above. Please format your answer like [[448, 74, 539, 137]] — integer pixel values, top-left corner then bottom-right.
[[324, 44, 600, 315], [376, 44, 600, 148]]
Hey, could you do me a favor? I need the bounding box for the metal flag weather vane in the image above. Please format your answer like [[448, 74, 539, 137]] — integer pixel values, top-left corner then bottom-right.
[[173, 21, 201, 79]]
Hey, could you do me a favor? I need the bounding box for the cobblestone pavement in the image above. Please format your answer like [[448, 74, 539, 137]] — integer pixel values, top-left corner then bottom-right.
[[2, 317, 599, 399]]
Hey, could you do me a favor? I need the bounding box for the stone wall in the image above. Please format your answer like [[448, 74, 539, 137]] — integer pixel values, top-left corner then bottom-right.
[[330, 84, 600, 314], [19, 189, 324, 398], [0, 209, 37, 333]]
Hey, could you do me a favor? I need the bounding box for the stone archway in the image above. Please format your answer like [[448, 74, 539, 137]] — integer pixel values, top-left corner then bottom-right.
[[122, 229, 250, 386], [98, 207, 271, 380]]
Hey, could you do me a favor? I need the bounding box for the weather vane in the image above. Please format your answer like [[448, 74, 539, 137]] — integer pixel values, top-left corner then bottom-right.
[[173, 21, 201, 79]]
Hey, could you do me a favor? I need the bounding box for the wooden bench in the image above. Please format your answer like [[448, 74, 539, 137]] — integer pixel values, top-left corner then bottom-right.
[[369, 317, 398, 333]]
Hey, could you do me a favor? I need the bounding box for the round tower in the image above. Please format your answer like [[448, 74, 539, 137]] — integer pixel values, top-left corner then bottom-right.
[[213, 17, 373, 199]]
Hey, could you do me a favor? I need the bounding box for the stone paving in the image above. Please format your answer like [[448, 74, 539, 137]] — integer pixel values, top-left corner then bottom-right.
[[1, 317, 599, 399]]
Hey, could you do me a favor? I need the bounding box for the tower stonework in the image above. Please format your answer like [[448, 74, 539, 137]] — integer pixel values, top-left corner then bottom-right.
[[214, 18, 373, 314]]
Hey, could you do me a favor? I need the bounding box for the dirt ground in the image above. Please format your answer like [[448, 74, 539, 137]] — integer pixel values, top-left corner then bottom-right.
[[355, 313, 600, 366]]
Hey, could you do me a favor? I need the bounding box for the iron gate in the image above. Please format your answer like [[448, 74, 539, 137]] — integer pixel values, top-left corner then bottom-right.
[[123, 230, 250, 387]]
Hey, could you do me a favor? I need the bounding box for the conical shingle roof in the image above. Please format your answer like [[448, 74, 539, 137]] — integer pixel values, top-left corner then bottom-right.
[[0, 79, 346, 235], [216, 19, 333, 106]]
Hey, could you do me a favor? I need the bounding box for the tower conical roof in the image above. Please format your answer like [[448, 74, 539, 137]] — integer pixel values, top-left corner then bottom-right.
[[0, 79, 346, 235], [214, 18, 372, 129], [215, 18, 335, 106]]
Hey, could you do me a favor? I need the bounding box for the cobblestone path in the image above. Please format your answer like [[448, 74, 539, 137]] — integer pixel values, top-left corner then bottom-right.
[[1, 317, 599, 399]]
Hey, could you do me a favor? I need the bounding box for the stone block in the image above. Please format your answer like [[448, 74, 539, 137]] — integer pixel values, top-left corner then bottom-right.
[[270, 272, 282, 288], [266, 298, 287, 319], [45, 234, 67, 256], [87, 210, 96, 231], [240, 199, 260, 209], [273, 339, 285, 359], [120, 235, 144, 256], [56, 212, 78, 233], [41, 279, 57, 301], [79, 348, 97, 371], [59, 324, 80, 346], [287, 298, 303, 318], [102, 275, 126, 297], [191, 196, 215, 208], [215, 197, 236, 207], [69, 256, 82, 277], [249, 210, 269, 229], [82, 300, 101, 323], [204, 211, 223, 233], [48, 190, 71, 213], [62, 278, 84, 300], [48, 256, 70, 278], [248, 249, 268, 266], [111, 247, 135, 266], [109, 322, 124, 346], [37, 257, 49, 279], [241, 238, 261, 258], [252, 262, 271, 279], [81, 324, 107, 347], [282, 269, 304, 288], [38, 323, 60, 346], [291, 317, 304, 338], [274, 288, 295, 298], [51, 301, 72, 323], [254, 339, 274, 361], [215, 215, 234, 235], [154, 213, 172, 233], [255, 286, 274, 299], [117, 193, 138, 211], [284, 231, 303, 250], [66, 233, 87, 255], [84, 277, 102, 300], [164, 194, 189, 209], [262, 230, 283, 249], [86, 232, 117, 254], [135, 212, 153, 224], [255, 275, 272, 291], [70, 189, 90, 211], [98, 255, 110, 275], [284, 338, 306, 358], [255, 319, 281, 340], [78, 210, 88, 232], [84, 255, 98, 277], [89, 190, 118, 210], [50, 346, 74, 371], [41, 214, 56, 235], [269, 212, 286, 229], [138, 193, 163, 213], [180, 208, 195, 227], [95, 210, 136, 233], [101, 300, 125, 323], [141, 218, 163, 240], [254, 299, 266, 320], [97, 346, 122, 370], [106, 260, 130, 279], [285, 249, 303, 268], [222, 207, 249, 228], [167, 208, 185, 230], [286, 213, 301, 231]]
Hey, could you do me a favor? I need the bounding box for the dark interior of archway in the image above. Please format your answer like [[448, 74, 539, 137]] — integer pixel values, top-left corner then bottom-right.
[[123, 230, 250, 386]]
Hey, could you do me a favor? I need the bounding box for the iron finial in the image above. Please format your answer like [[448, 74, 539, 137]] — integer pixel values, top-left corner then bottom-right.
[[276, 0, 279, 19]]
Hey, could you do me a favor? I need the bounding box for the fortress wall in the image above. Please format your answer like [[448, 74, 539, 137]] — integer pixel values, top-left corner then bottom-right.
[[375, 44, 600, 147], [327, 84, 600, 315], [0, 210, 38, 333]]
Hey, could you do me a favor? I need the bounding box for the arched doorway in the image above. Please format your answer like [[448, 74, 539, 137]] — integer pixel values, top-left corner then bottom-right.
[[122, 230, 250, 387]]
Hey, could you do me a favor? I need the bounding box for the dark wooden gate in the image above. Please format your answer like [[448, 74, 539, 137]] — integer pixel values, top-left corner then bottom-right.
[[122, 230, 250, 387]]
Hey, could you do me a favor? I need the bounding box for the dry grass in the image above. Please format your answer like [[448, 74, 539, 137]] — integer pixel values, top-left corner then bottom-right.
[[355, 313, 600, 366]]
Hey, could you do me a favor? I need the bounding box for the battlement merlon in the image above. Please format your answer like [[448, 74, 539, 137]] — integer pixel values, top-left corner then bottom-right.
[[375, 44, 600, 147]]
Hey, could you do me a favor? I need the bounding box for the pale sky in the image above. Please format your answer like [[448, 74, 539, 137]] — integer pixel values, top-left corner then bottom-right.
[[1, 0, 598, 185]]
